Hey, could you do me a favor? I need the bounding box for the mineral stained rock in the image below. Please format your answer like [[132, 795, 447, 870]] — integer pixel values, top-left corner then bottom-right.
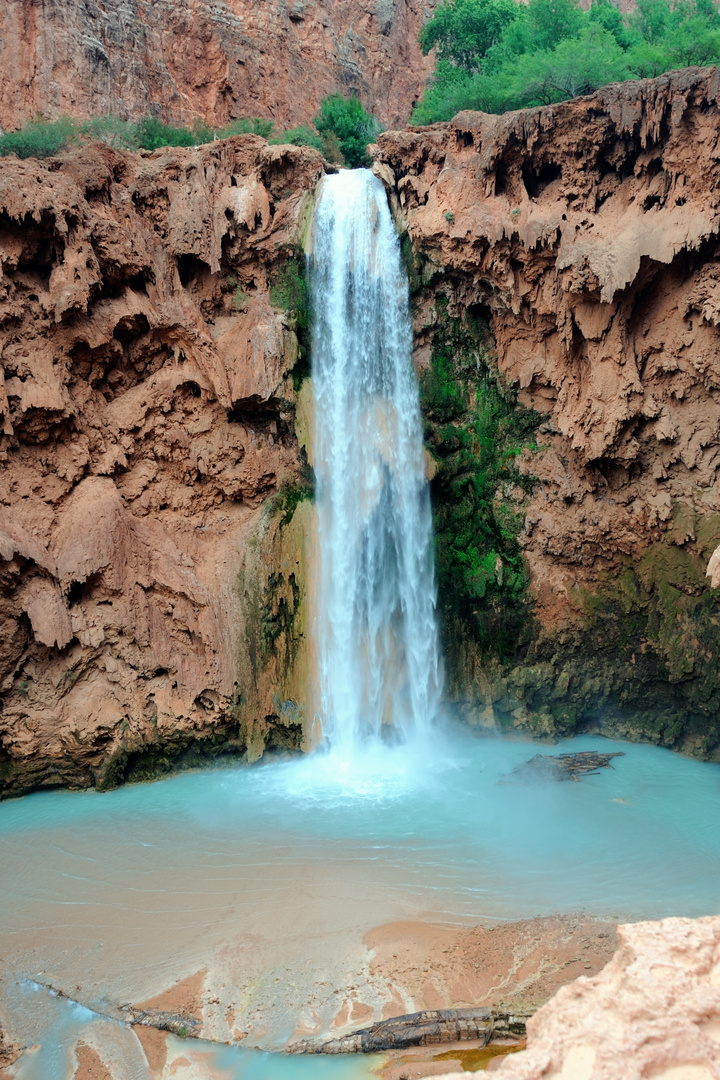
[[0, 0, 437, 132], [432, 915, 720, 1079], [374, 68, 720, 752], [0, 137, 323, 796], [6, 71, 720, 793], [375, 66, 720, 630]]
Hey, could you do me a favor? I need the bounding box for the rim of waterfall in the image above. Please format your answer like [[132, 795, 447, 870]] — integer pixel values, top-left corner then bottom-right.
[[307, 169, 442, 758]]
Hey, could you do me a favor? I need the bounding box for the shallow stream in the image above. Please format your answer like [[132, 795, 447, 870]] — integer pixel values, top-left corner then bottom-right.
[[1, 729, 719, 1077]]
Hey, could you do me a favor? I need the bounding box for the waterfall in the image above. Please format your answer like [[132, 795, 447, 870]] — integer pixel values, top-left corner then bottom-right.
[[308, 169, 441, 756]]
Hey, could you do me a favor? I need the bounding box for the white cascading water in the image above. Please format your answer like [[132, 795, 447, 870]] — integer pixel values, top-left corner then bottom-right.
[[309, 169, 441, 758]]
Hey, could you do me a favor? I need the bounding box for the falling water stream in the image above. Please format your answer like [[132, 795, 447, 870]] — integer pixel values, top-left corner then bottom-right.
[[1, 172, 719, 1079], [309, 169, 440, 753]]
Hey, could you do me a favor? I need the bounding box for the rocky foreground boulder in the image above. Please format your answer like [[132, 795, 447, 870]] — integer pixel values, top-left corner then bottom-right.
[[434, 915, 720, 1079]]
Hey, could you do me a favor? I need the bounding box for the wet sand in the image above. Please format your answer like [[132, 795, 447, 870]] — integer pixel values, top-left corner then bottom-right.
[[55, 913, 618, 1079], [363, 914, 618, 1016]]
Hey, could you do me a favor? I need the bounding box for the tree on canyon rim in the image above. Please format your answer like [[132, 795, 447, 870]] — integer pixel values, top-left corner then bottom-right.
[[413, 0, 720, 121]]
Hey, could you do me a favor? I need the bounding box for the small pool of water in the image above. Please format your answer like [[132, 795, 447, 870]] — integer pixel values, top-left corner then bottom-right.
[[1, 728, 719, 1076], [10, 979, 382, 1080]]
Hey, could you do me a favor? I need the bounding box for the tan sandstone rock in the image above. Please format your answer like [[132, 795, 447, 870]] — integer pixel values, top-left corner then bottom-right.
[[432, 916, 720, 1080]]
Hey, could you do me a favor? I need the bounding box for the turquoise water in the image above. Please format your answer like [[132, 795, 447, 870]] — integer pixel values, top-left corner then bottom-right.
[[1, 729, 719, 1077], [10, 980, 380, 1080], [3, 730, 716, 920]]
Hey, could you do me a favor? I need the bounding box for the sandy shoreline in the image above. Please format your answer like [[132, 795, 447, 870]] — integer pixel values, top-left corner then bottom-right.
[[59, 912, 620, 1079]]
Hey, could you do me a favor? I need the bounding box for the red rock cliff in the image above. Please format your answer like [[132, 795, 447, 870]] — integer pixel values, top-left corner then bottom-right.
[[4, 70, 720, 796], [0, 136, 323, 795], [0, 0, 436, 131], [374, 67, 720, 755]]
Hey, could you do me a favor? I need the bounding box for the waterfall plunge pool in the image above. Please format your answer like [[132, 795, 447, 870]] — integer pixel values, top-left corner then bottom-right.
[[1, 728, 719, 1078]]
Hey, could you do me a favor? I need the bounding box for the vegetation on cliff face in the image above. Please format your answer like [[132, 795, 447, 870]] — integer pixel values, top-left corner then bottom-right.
[[415, 299, 720, 760], [0, 94, 381, 165], [414, 0, 720, 122], [0, 114, 274, 158], [312, 95, 381, 167], [419, 298, 543, 661], [497, 521, 720, 758]]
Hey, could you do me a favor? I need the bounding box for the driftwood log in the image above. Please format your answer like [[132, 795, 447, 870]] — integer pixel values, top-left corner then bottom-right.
[[505, 750, 625, 783], [289, 1006, 532, 1054]]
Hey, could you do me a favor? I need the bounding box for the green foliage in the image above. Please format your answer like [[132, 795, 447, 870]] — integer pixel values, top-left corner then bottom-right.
[[0, 101, 377, 165], [269, 258, 309, 330], [0, 112, 320, 161], [218, 117, 275, 138], [272, 479, 314, 526], [227, 275, 248, 311], [313, 94, 381, 168], [414, 0, 720, 122], [270, 125, 324, 151], [79, 115, 139, 149], [0, 117, 79, 158], [421, 301, 543, 656], [418, 0, 520, 70], [134, 116, 203, 150]]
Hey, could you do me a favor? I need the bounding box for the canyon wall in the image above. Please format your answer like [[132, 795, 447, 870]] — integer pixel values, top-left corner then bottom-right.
[[0, 0, 436, 132], [4, 69, 720, 797], [374, 67, 720, 759], [0, 136, 322, 796]]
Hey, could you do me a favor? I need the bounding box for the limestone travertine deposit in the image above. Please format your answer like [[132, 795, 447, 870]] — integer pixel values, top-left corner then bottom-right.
[[432, 915, 720, 1080], [374, 68, 720, 754], [5, 71, 720, 794], [0, 137, 322, 795]]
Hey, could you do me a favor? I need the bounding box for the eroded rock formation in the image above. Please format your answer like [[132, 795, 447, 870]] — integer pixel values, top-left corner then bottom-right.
[[5, 69, 720, 795], [0, 0, 436, 132], [374, 67, 720, 756], [433, 915, 720, 1080], [0, 136, 321, 795]]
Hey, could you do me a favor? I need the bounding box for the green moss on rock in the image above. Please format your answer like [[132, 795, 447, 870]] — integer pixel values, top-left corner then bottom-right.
[[421, 299, 543, 666], [418, 293, 720, 761], [483, 526, 720, 759]]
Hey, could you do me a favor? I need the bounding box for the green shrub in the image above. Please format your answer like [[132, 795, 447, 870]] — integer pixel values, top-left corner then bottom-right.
[[270, 124, 324, 151], [81, 115, 139, 149], [134, 116, 200, 150], [313, 94, 381, 168], [418, 0, 520, 70], [414, 0, 720, 122], [269, 259, 309, 328], [217, 117, 275, 138], [0, 104, 370, 164], [0, 117, 79, 159]]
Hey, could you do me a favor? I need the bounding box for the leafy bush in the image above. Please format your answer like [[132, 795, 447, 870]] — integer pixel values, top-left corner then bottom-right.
[[217, 117, 275, 138], [134, 116, 203, 150], [0, 97, 380, 166], [414, 0, 720, 122], [418, 0, 519, 69], [269, 259, 309, 330], [313, 94, 381, 168], [270, 124, 324, 151], [0, 113, 288, 161], [81, 115, 139, 149], [0, 117, 79, 158]]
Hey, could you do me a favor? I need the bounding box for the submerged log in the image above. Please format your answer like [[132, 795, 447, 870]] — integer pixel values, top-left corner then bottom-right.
[[289, 1006, 532, 1054], [505, 750, 625, 783]]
